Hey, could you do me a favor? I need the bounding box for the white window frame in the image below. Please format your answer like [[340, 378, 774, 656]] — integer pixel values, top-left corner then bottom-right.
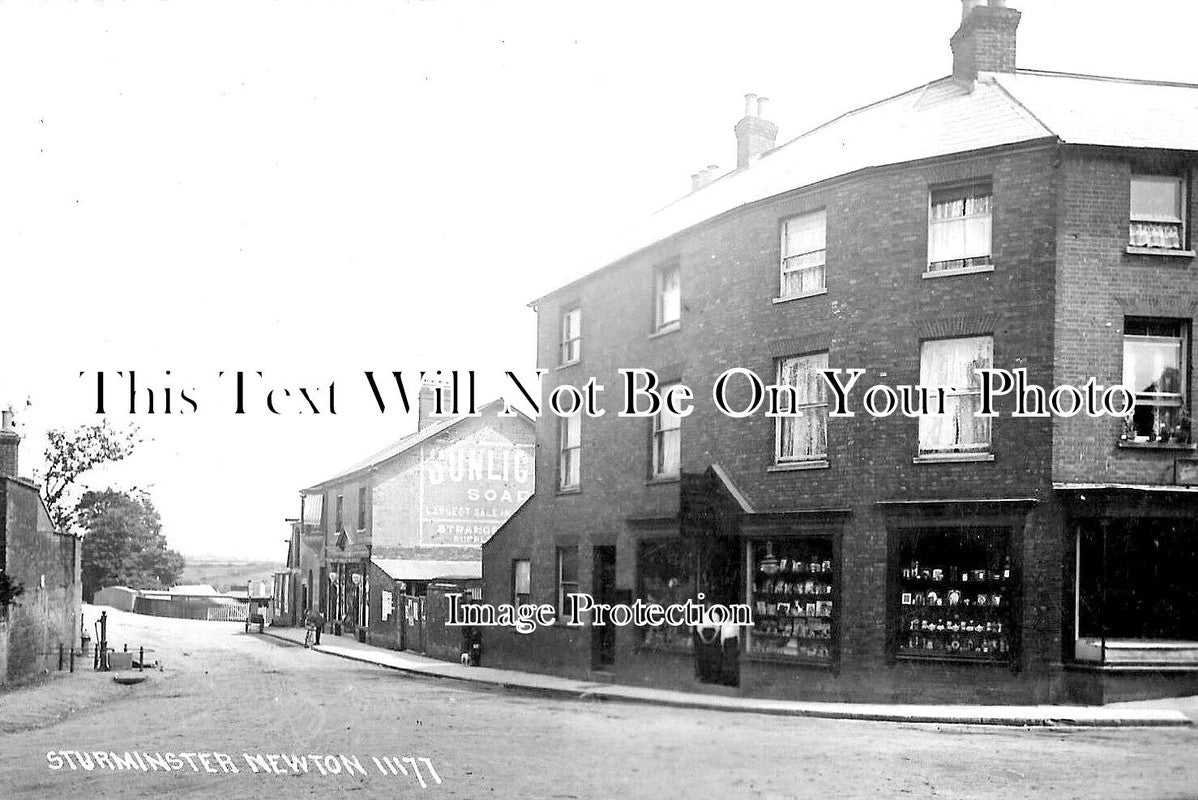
[[556, 547, 579, 619], [558, 412, 581, 490], [1130, 174, 1187, 251], [927, 183, 993, 275], [651, 384, 683, 479], [775, 352, 829, 463], [780, 210, 827, 299], [918, 335, 993, 455], [561, 306, 581, 365], [654, 262, 681, 332]]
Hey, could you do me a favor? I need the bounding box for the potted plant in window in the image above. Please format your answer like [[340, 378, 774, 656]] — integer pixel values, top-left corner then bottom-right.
[[1175, 412, 1192, 445]]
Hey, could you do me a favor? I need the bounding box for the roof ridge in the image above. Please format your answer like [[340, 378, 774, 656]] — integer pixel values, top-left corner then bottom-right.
[[1013, 67, 1198, 90]]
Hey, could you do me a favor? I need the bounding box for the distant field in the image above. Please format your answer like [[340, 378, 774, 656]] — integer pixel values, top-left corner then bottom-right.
[[177, 558, 283, 593]]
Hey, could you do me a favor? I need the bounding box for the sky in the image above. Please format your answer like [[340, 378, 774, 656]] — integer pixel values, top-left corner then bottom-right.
[[1, 0, 1195, 561]]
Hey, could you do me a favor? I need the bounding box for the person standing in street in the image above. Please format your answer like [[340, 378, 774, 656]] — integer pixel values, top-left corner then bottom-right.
[[308, 607, 325, 646]]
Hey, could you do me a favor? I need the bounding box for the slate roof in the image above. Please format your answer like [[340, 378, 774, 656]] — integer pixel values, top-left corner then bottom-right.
[[536, 69, 1198, 303], [303, 398, 532, 492]]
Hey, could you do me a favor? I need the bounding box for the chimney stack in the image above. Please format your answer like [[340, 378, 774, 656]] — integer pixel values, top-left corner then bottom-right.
[[0, 408, 19, 479], [951, 0, 1021, 82], [734, 92, 778, 169], [417, 380, 454, 431]]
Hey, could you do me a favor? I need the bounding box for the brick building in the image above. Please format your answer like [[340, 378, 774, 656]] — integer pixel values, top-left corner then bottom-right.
[[0, 411, 82, 685], [298, 385, 534, 654], [481, 1, 1198, 703]]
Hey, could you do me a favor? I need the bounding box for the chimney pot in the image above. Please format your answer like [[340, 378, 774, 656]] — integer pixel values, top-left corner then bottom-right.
[[734, 92, 778, 169], [756, 96, 769, 118], [743, 92, 758, 117], [417, 380, 455, 431]]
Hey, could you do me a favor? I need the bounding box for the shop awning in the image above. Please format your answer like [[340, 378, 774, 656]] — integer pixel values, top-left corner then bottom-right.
[[371, 558, 481, 582]]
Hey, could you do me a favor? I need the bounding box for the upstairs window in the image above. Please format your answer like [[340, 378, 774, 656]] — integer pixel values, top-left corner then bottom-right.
[[928, 183, 992, 273], [780, 210, 827, 298], [654, 262, 681, 332], [1130, 175, 1186, 251], [651, 384, 683, 478], [561, 307, 581, 365], [357, 487, 367, 530], [559, 412, 581, 490], [919, 335, 993, 454], [776, 352, 829, 462], [335, 494, 344, 531], [1123, 318, 1189, 443]]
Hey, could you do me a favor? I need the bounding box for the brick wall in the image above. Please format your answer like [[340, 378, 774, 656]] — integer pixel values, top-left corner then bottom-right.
[[484, 141, 1073, 700]]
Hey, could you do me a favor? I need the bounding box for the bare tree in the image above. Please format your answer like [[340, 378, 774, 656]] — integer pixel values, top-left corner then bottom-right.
[[41, 421, 141, 532]]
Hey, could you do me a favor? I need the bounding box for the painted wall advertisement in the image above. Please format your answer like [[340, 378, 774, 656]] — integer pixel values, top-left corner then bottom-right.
[[418, 434, 534, 546]]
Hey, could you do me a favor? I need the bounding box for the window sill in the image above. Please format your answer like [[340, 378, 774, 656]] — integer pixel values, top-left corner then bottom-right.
[[922, 263, 994, 279], [912, 452, 995, 464], [1116, 440, 1196, 451], [645, 475, 681, 486], [557, 360, 581, 371], [1125, 246, 1196, 258], [648, 323, 681, 340], [768, 460, 829, 472], [772, 289, 828, 304], [556, 486, 582, 495]]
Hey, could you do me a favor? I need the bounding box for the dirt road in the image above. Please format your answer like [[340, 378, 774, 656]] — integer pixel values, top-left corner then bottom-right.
[[1, 606, 1195, 799]]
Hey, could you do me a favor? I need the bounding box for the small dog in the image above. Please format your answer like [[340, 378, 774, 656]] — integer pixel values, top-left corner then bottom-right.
[[459, 653, 470, 666]]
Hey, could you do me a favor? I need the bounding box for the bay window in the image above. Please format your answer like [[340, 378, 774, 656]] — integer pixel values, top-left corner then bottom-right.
[[918, 335, 993, 455]]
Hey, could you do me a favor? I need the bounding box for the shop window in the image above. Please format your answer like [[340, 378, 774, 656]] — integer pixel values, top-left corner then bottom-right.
[[747, 538, 836, 663], [918, 335, 992, 455], [556, 547, 579, 620], [1130, 175, 1186, 250], [776, 352, 829, 462], [651, 384, 682, 478], [561, 306, 581, 365], [637, 539, 695, 650], [1075, 519, 1198, 660], [780, 209, 827, 298], [654, 261, 681, 332], [559, 412, 581, 490], [895, 528, 1015, 663], [1122, 318, 1190, 444], [357, 487, 367, 530], [512, 559, 531, 607], [927, 182, 992, 273]]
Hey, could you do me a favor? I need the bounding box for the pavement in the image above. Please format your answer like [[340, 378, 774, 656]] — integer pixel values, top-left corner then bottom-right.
[[258, 625, 1193, 728]]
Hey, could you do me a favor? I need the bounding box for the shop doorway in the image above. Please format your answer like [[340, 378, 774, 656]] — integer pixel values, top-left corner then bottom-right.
[[403, 595, 426, 653], [591, 546, 617, 670], [694, 536, 742, 686]]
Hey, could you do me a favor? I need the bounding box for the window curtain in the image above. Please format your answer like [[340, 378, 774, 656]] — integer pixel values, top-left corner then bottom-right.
[[782, 211, 827, 295], [658, 268, 681, 325], [919, 336, 992, 452], [778, 353, 828, 459], [929, 193, 991, 266]]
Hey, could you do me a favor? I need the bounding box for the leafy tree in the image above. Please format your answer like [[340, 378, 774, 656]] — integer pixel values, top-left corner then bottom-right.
[[78, 489, 185, 600], [41, 421, 141, 532]]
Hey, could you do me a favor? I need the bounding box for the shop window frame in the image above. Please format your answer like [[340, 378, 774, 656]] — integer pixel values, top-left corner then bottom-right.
[[886, 522, 1022, 670], [743, 531, 842, 670]]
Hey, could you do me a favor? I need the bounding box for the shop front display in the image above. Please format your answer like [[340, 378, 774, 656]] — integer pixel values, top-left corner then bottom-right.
[[894, 527, 1016, 663], [746, 537, 836, 663], [638, 538, 695, 650]]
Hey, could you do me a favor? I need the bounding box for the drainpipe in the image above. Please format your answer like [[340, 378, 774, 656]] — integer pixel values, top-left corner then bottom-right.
[[1099, 519, 1109, 665]]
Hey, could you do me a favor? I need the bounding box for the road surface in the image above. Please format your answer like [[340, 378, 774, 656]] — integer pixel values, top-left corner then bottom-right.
[[1, 607, 1195, 799]]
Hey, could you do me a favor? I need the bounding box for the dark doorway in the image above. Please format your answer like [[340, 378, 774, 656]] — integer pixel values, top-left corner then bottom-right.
[[592, 546, 617, 669]]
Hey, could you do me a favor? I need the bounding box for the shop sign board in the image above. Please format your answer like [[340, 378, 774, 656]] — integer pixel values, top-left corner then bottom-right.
[[418, 433, 534, 547]]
